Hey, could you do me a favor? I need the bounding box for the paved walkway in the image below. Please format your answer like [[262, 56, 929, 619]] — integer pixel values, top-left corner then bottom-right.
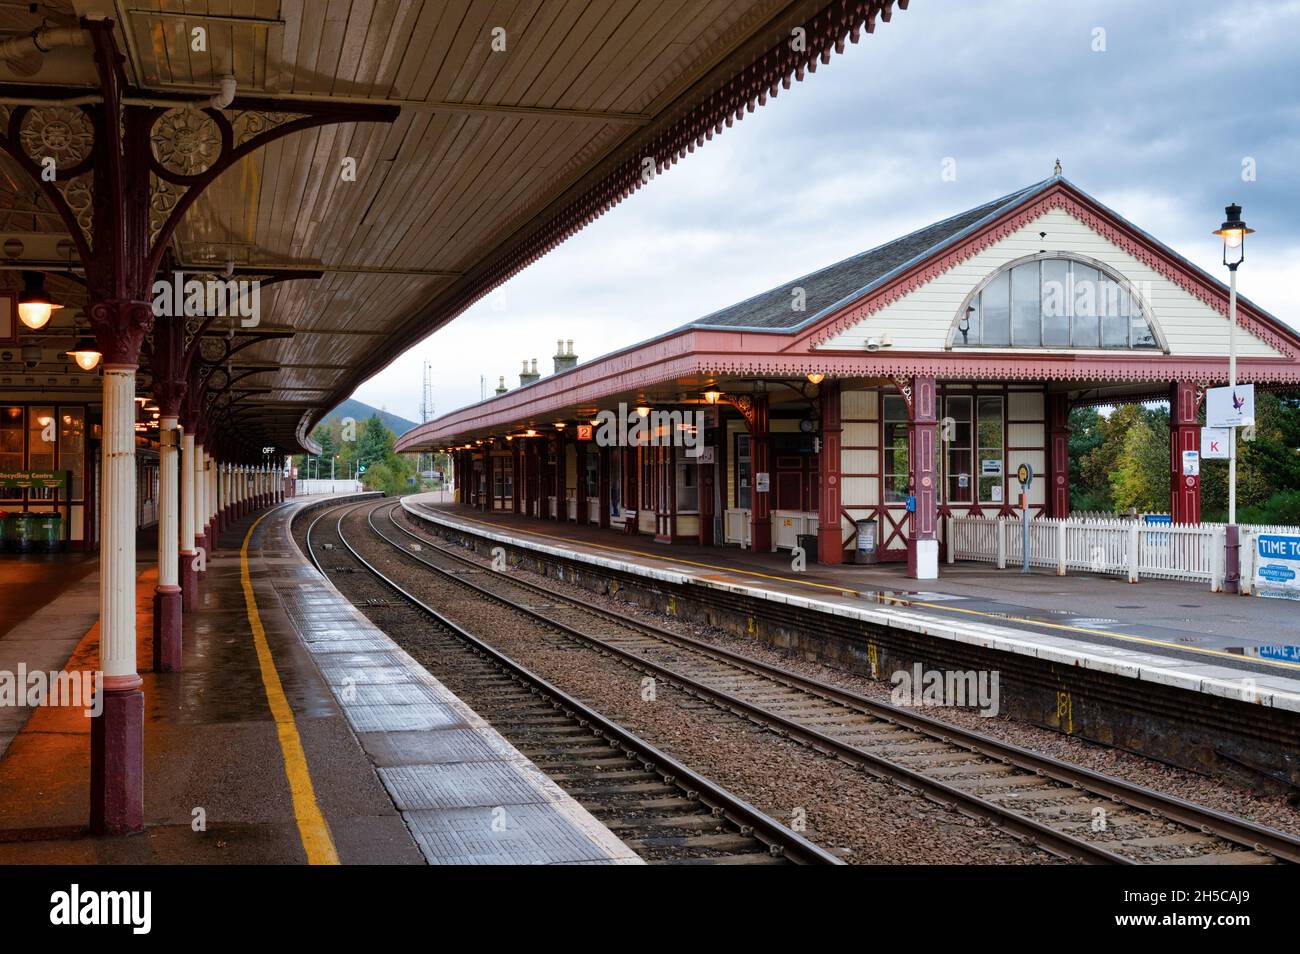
[[0, 497, 635, 864]]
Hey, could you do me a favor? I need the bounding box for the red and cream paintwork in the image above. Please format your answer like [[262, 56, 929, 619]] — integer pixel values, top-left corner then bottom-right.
[[398, 180, 1300, 577]]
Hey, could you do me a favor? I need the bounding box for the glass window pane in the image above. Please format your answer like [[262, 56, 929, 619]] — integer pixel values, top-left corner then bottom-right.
[[1131, 312, 1157, 348], [883, 394, 910, 503], [956, 298, 979, 346], [60, 408, 84, 500], [1099, 277, 1128, 346], [947, 449, 972, 503], [27, 407, 55, 500], [0, 407, 22, 501], [736, 433, 751, 509], [1011, 262, 1041, 346], [1041, 259, 1070, 346], [977, 396, 1004, 504], [1071, 264, 1100, 347], [979, 270, 1009, 345]]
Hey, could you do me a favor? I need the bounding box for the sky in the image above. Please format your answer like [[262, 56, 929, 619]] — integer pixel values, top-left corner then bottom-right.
[[351, 0, 1300, 427]]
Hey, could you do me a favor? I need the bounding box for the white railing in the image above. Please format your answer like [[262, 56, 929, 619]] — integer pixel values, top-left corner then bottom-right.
[[949, 515, 1227, 588], [724, 508, 751, 548], [772, 510, 819, 551], [296, 479, 364, 495]]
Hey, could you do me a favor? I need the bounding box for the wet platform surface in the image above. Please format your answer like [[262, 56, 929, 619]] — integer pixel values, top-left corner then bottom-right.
[[0, 496, 637, 865], [406, 496, 1300, 712]]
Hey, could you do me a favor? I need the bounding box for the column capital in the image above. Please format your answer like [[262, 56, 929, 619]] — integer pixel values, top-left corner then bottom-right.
[[88, 299, 154, 367]]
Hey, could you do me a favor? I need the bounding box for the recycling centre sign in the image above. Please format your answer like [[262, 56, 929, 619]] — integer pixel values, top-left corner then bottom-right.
[[1254, 534, 1300, 601]]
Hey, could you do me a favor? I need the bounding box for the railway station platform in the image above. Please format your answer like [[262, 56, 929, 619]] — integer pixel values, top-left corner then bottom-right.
[[403, 494, 1300, 789], [0, 496, 638, 865]]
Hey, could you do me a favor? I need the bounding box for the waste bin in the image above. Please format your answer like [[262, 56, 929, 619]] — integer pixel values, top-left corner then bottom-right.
[[854, 518, 878, 565], [10, 512, 34, 554], [0, 511, 11, 553], [796, 533, 818, 562], [32, 512, 62, 553]]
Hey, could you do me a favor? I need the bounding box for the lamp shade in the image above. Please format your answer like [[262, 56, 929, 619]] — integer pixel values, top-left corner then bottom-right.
[[17, 271, 62, 330]]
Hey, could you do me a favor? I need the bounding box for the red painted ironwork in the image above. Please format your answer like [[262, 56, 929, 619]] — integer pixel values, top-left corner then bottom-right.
[[1170, 380, 1204, 523]]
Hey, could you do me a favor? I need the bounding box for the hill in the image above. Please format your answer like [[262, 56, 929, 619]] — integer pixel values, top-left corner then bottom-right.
[[321, 399, 418, 437]]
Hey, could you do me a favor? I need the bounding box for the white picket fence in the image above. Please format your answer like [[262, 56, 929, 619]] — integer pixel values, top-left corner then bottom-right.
[[949, 515, 1227, 588]]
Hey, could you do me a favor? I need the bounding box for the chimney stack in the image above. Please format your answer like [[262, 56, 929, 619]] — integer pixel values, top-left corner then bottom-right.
[[553, 337, 578, 374], [494, 375, 508, 396], [519, 358, 541, 387]]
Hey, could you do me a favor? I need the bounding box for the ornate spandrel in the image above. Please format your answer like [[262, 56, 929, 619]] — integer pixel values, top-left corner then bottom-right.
[[230, 111, 296, 147], [5, 105, 97, 253], [151, 108, 221, 177]]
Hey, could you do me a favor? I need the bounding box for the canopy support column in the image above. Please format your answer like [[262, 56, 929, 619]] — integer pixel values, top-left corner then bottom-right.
[[1170, 381, 1203, 524], [906, 376, 939, 580], [817, 380, 843, 564]]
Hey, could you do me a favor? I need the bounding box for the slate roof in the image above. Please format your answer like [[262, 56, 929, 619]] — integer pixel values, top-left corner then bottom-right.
[[686, 177, 1055, 332]]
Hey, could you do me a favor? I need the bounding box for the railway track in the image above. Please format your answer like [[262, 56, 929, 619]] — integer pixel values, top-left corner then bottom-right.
[[302, 501, 839, 866], [374, 498, 1300, 866]]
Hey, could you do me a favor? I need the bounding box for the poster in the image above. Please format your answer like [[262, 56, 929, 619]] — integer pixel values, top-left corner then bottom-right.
[[1255, 534, 1300, 601]]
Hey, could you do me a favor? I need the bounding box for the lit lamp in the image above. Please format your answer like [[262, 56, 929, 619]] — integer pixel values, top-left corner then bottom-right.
[[66, 334, 102, 371], [554, 421, 566, 431], [702, 390, 722, 405], [635, 405, 651, 418], [17, 271, 62, 330], [1211, 203, 1254, 593], [806, 372, 825, 385]]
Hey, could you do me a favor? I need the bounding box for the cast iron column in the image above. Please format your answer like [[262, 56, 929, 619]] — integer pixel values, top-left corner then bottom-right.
[[817, 380, 843, 564], [907, 376, 939, 580]]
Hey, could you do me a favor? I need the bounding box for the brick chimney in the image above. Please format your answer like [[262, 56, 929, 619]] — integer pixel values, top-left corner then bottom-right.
[[519, 358, 540, 387], [553, 338, 577, 374]]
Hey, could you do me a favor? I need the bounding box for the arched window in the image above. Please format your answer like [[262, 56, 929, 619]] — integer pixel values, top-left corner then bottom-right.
[[948, 253, 1163, 350]]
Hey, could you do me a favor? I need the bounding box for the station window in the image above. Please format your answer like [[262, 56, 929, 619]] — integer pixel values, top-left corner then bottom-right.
[[735, 433, 752, 509], [27, 406, 56, 501], [954, 255, 1160, 350], [0, 407, 21, 501], [977, 397, 1004, 503], [676, 448, 698, 512], [944, 396, 973, 503], [60, 408, 85, 501], [883, 394, 910, 503], [585, 446, 598, 498]]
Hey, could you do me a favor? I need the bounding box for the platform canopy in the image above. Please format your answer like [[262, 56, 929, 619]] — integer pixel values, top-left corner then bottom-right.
[[0, 0, 909, 453]]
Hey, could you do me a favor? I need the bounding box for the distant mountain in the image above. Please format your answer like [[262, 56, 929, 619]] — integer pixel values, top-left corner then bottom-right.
[[321, 399, 418, 437]]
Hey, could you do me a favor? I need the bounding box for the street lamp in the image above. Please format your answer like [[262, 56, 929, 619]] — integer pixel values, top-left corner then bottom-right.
[[1211, 203, 1254, 593]]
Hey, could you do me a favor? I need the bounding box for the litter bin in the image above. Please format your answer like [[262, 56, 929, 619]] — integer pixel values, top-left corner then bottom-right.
[[854, 518, 878, 565], [796, 533, 818, 563], [32, 512, 62, 553], [0, 511, 11, 553], [10, 512, 34, 554]]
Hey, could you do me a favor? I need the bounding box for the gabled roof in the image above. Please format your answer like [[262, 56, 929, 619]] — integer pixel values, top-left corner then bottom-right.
[[686, 178, 1055, 332]]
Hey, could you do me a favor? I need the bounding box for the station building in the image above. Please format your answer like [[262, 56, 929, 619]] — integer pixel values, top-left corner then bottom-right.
[[396, 175, 1300, 578]]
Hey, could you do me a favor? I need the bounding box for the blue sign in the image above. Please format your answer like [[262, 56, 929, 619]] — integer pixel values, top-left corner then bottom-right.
[[1255, 534, 1300, 601], [905, 495, 916, 513], [1256, 645, 1300, 663], [1144, 514, 1172, 525]]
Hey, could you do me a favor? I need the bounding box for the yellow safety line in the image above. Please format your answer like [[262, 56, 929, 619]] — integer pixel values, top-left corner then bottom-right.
[[240, 514, 340, 865], [442, 508, 1300, 674]]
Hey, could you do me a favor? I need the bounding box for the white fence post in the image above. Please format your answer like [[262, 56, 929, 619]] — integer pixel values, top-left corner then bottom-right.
[[1056, 520, 1066, 576], [946, 515, 955, 564], [996, 519, 1006, 570], [1127, 523, 1140, 583]]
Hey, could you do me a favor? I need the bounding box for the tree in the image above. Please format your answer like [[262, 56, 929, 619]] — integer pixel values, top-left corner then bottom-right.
[[1108, 411, 1170, 512]]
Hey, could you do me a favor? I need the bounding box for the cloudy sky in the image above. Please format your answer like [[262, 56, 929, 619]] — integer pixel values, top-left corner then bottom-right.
[[352, 0, 1300, 427]]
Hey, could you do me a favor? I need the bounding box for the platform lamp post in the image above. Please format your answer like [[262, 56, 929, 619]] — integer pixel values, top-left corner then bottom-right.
[[1212, 204, 1254, 593]]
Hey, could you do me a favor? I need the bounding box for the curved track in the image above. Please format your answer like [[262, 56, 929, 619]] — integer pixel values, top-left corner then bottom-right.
[[302, 500, 839, 866], [369, 498, 1300, 866]]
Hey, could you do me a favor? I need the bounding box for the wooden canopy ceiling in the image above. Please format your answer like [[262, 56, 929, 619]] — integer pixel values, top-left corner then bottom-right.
[[0, 0, 908, 452]]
